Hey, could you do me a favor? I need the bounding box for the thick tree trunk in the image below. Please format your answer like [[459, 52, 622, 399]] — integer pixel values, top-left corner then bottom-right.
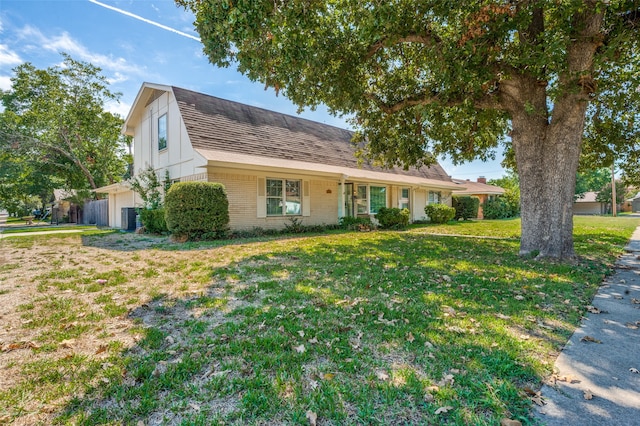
[[512, 101, 587, 260]]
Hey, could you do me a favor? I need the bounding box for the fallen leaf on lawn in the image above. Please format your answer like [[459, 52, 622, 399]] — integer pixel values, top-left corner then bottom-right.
[[137, 421, 145, 426], [60, 339, 75, 349], [435, 406, 453, 415], [523, 387, 545, 406], [424, 341, 435, 349], [495, 313, 511, 320], [298, 330, 305, 338], [630, 368, 639, 374], [96, 279, 108, 285], [442, 275, 452, 282], [306, 410, 317, 426], [323, 373, 335, 381], [586, 305, 602, 314], [583, 389, 593, 400], [309, 380, 319, 390], [406, 332, 415, 343], [514, 295, 525, 301], [308, 337, 318, 344], [500, 419, 522, 426], [376, 370, 389, 381], [95, 345, 108, 355], [424, 392, 435, 403], [294, 344, 306, 354], [580, 336, 602, 344], [437, 374, 455, 387]]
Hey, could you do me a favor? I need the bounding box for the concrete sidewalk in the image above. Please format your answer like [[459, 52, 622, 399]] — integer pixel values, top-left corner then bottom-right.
[[533, 227, 640, 425]]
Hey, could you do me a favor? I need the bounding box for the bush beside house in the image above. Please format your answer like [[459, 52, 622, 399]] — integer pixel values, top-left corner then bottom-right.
[[424, 204, 455, 224], [375, 207, 410, 229], [452, 196, 480, 220], [165, 182, 230, 240]]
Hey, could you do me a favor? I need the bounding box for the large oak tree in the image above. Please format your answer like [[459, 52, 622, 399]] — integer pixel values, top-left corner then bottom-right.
[[177, 0, 639, 259], [0, 54, 128, 193]]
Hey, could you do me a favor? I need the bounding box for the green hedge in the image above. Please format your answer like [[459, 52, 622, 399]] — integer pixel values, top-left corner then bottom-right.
[[424, 204, 455, 224], [165, 182, 229, 240], [139, 208, 168, 234], [338, 216, 374, 230], [482, 198, 519, 219], [452, 196, 480, 220], [375, 207, 410, 229]]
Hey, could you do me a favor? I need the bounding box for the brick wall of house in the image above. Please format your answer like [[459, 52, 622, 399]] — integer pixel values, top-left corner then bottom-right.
[[208, 169, 339, 230]]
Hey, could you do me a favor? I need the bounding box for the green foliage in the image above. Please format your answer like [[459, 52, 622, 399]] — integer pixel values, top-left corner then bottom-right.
[[139, 208, 168, 234], [164, 182, 229, 240], [575, 168, 611, 198], [0, 54, 127, 191], [483, 198, 518, 220], [595, 181, 628, 206], [452, 196, 480, 220], [424, 204, 455, 224], [129, 166, 167, 210], [375, 207, 410, 229], [338, 216, 374, 231]]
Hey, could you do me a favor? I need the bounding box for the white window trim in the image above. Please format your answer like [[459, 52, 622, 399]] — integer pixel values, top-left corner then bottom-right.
[[265, 178, 305, 217], [158, 113, 168, 151], [355, 184, 388, 214]]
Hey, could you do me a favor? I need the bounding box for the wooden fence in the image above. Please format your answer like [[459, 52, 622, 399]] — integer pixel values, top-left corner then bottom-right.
[[82, 199, 108, 226]]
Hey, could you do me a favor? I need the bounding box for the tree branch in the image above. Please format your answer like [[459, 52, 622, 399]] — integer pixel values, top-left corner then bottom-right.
[[365, 33, 441, 60], [365, 90, 503, 114]]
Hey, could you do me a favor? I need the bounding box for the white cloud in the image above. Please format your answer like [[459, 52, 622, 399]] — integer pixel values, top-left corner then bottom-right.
[[17, 25, 147, 78], [0, 44, 22, 66], [0, 75, 12, 91], [105, 99, 132, 119]]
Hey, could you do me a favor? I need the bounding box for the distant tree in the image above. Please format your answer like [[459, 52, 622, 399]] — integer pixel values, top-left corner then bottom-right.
[[596, 181, 628, 207], [0, 54, 128, 192], [177, 0, 640, 259], [575, 168, 611, 198], [486, 172, 521, 219]]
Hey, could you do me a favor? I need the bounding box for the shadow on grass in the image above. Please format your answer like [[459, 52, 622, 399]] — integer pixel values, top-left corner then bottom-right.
[[51, 229, 621, 425]]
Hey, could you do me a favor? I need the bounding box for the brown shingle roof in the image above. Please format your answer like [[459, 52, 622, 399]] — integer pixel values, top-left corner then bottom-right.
[[171, 86, 452, 182]]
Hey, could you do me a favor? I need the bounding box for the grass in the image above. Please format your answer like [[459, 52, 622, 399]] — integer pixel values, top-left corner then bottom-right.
[[0, 216, 637, 425], [0, 224, 101, 234]]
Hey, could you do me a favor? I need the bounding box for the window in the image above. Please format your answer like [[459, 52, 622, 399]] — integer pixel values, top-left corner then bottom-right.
[[356, 185, 368, 214], [370, 186, 386, 214], [400, 187, 410, 210], [266, 179, 301, 216], [158, 114, 167, 150], [428, 191, 442, 204]]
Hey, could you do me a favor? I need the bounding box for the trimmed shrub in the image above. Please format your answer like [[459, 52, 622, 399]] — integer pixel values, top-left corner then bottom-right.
[[482, 198, 518, 219], [165, 182, 229, 240], [452, 196, 480, 220], [375, 207, 410, 229], [424, 204, 455, 224], [139, 208, 168, 234]]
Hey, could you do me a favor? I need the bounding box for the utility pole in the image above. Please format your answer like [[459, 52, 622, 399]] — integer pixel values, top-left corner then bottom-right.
[[611, 162, 617, 217]]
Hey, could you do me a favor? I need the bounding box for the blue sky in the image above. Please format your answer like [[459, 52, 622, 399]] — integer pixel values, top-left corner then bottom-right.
[[0, 0, 506, 180]]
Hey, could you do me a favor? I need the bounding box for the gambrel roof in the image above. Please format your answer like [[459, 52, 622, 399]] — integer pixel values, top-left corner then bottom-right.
[[124, 83, 459, 189]]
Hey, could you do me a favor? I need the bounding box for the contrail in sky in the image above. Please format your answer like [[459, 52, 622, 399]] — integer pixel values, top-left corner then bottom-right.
[[88, 0, 201, 42]]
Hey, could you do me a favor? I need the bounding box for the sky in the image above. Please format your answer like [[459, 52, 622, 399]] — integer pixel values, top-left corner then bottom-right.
[[0, 0, 507, 180]]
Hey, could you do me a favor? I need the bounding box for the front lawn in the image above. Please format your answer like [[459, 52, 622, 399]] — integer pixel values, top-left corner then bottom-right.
[[0, 216, 636, 425]]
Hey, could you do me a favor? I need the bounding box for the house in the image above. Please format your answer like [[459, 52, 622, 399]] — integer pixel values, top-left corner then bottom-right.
[[96, 83, 461, 230], [452, 177, 505, 219], [573, 191, 605, 215]]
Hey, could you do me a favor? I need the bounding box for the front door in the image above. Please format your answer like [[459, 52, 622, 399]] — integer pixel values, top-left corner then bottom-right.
[[343, 183, 355, 217]]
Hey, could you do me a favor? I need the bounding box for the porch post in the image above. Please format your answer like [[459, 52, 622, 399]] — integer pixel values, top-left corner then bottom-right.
[[338, 177, 346, 219]]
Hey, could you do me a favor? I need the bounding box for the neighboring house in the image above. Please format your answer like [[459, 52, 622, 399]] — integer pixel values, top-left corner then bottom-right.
[[452, 177, 505, 219], [96, 83, 460, 230], [573, 191, 606, 215]]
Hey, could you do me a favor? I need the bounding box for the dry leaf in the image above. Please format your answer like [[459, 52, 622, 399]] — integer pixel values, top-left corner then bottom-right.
[[632, 298, 640, 304], [406, 332, 415, 343], [376, 370, 389, 381], [500, 419, 522, 426], [630, 368, 639, 374], [323, 373, 335, 381], [298, 330, 305, 338], [306, 410, 317, 426], [514, 295, 525, 301], [308, 337, 318, 344], [60, 339, 75, 349], [424, 392, 435, 403], [625, 322, 639, 330], [586, 305, 601, 314], [95, 345, 108, 355], [435, 406, 453, 415], [583, 389, 593, 400], [495, 313, 511, 320], [580, 336, 602, 344], [294, 344, 306, 354]]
